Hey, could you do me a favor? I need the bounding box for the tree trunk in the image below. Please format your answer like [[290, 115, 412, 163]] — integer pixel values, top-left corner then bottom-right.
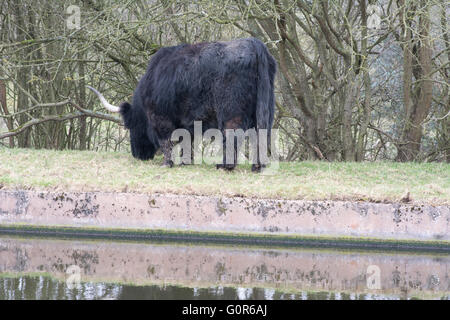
[[396, 1, 433, 161], [0, 80, 14, 147], [78, 52, 87, 151], [356, 0, 372, 162]]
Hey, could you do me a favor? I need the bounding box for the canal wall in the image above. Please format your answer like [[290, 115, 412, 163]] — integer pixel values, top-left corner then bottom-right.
[[0, 190, 448, 246]]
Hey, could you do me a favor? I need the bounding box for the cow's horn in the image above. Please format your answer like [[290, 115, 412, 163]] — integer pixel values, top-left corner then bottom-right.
[[86, 86, 120, 113]]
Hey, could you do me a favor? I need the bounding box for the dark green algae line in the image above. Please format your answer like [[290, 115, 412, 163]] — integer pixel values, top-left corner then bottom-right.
[[0, 224, 448, 253]]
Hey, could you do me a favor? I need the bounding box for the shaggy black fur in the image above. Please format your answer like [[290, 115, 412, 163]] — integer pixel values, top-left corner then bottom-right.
[[120, 37, 276, 170]]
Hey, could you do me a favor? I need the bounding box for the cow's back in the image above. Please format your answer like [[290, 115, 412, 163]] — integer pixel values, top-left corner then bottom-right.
[[135, 38, 270, 134]]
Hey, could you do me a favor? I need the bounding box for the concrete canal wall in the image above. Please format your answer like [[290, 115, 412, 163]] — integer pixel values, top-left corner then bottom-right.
[[0, 190, 448, 246]]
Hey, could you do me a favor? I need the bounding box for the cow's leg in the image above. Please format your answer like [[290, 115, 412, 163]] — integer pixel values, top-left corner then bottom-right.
[[251, 129, 269, 173], [159, 139, 174, 167], [216, 135, 237, 171], [216, 116, 243, 171], [251, 133, 262, 172], [251, 161, 264, 173], [252, 130, 265, 172], [152, 115, 176, 168], [160, 140, 192, 167], [180, 142, 194, 166], [215, 136, 228, 170]]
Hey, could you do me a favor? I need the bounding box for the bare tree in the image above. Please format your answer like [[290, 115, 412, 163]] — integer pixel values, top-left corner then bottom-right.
[[0, 0, 448, 162]]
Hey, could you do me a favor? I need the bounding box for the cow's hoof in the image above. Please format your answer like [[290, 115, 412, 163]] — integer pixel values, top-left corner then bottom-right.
[[251, 164, 265, 173], [216, 164, 235, 171], [161, 161, 174, 168]]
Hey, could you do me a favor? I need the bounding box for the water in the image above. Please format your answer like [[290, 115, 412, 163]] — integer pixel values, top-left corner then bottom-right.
[[1, 276, 422, 300], [0, 236, 448, 300]]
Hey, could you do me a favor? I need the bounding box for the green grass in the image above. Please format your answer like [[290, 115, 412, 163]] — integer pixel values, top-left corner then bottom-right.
[[0, 148, 448, 205]]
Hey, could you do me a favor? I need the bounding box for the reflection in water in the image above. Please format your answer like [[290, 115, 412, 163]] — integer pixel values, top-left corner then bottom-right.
[[0, 276, 430, 300], [0, 236, 449, 300]]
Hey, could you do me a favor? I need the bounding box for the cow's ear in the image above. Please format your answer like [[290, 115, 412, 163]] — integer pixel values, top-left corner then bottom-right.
[[119, 102, 133, 128]]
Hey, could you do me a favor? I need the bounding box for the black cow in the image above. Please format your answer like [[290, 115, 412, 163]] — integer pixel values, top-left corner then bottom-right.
[[88, 37, 276, 171]]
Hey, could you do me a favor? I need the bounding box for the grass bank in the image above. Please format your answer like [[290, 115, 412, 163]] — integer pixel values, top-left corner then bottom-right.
[[0, 148, 448, 205]]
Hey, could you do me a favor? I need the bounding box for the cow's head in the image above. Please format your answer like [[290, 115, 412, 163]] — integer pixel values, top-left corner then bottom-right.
[[87, 86, 159, 160]]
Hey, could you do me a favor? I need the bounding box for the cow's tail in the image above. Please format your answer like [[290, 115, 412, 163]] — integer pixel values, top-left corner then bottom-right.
[[252, 38, 276, 165]]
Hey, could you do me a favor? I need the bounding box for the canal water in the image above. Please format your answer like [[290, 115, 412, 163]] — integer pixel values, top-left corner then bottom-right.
[[0, 236, 448, 300]]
